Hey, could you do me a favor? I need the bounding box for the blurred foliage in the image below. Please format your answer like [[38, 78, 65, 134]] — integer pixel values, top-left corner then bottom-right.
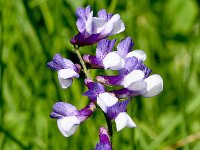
[[0, 0, 200, 149]]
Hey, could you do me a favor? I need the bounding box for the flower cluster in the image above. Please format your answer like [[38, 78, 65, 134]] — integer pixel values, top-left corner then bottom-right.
[[47, 5, 163, 150]]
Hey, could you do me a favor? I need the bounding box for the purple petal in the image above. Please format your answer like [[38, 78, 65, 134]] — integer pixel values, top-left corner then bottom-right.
[[76, 7, 87, 21], [98, 9, 108, 20], [107, 13, 113, 20], [50, 112, 63, 119], [111, 88, 140, 99], [119, 56, 152, 79], [83, 54, 103, 68], [70, 32, 100, 47], [85, 6, 91, 16], [117, 37, 134, 57], [47, 54, 66, 71], [78, 102, 96, 122], [70, 32, 85, 46], [83, 81, 105, 101], [139, 64, 152, 78], [51, 102, 79, 118], [63, 58, 79, 72], [107, 100, 130, 120], [119, 56, 142, 75], [85, 34, 100, 45], [84, 78, 93, 86], [96, 75, 123, 86], [95, 127, 112, 150], [99, 127, 110, 145], [75, 6, 91, 34], [96, 39, 116, 60], [76, 18, 85, 33], [95, 144, 112, 150], [46, 61, 60, 71], [75, 64, 81, 73]]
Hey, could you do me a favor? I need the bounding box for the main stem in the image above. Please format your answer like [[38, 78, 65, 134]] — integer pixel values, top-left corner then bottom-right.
[[74, 47, 113, 144], [74, 48, 91, 79]]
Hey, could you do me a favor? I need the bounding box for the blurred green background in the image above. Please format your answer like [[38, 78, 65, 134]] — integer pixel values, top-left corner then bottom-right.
[[0, 0, 200, 149]]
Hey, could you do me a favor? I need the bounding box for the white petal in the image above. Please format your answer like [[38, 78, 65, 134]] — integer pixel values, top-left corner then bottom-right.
[[58, 78, 72, 89], [109, 16, 125, 35], [57, 116, 80, 137], [126, 114, 136, 128], [109, 14, 120, 23], [97, 97, 107, 113], [100, 14, 120, 36], [121, 70, 145, 88], [97, 92, 118, 113], [125, 50, 146, 61], [115, 112, 128, 132], [102, 52, 125, 70], [143, 74, 163, 97], [58, 69, 79, 79], [115, 112, 136, 132], [91, 17, 106, 34], [100, 22, 114, 37], [110, 20, 125, 35], [127, 80, 147, 91], [85, 11, 94, 35]]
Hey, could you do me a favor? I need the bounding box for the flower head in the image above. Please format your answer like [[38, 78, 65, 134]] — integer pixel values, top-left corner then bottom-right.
[[70, 6, 125, 47], [47, 54, 81, 89], [50, 102, 96, 137], [95, 127, 112, 150]]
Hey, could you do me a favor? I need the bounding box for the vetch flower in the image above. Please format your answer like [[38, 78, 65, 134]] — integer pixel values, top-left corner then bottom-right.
[[50, 102, 96, 137], [47, 54, 81, 89], [95, 127, 112, 150], [107, 100, 136, 131], [83, 37, 134, 70], [70, 6, 125, 47], [83, 78, 106, 101]]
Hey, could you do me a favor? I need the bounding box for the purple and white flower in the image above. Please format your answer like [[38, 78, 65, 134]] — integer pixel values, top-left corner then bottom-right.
[[107, 100, 136, 131], [47, 54, 81, 89], [70, 6, 125, 47], [83, 78, 106, 102], [83, 37, 135, 70], [95, 127, 112, 150], [50, 102, 96, 137]]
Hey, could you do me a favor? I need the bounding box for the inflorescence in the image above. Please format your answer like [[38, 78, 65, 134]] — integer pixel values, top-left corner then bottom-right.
[[47, 5, 163, 150]]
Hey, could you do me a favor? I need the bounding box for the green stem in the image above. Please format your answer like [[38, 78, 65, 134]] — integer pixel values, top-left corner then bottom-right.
[[74, 48, 91, 79]]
